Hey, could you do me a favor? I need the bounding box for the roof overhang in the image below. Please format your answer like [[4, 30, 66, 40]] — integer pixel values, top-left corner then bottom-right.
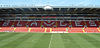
[[0, 6, 100, 14]]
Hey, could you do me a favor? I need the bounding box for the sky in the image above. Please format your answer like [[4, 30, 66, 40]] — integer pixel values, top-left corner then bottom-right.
[[0, 0, 100, 7]]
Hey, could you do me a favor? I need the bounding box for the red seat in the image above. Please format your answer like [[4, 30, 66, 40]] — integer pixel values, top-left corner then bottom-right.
[[30, 27, 45, 32], [14, 27, 28, 32], [46, 28, 51, 32], [68, 27, 83, 33], [84, 27, 99, 33], [0, 27, 14, 32], [52, 28, 66, 32]]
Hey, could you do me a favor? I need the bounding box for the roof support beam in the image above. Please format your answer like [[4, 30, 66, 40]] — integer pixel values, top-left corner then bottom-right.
[[74, 8, 77, 11], [36, 8, 39, 11], [67, 8, 70, 11], [59, 8, 61, 11], [89, 8, 93, 11], [20, 8, 24, 12], [81, 8, 86, 11], [28, 8, 33, 11]]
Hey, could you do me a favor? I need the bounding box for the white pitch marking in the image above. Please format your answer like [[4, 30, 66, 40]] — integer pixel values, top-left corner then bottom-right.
[[48, 33, 53, 48]]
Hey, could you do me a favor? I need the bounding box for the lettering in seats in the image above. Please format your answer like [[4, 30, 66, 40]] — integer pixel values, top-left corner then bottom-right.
[[17, 21, 22, 26], [60, 21, 67, 26], [89, 21, 97, 26], [30, 21, 37, 26], [3, 21, 10, 26], [1, 21, 100, 27], [75, 21, 83, 26], [43, 21, 56, 27]]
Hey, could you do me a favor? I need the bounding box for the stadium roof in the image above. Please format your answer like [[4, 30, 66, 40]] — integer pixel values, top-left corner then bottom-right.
[[0, 0, 100, 14], [0, 0, 100, 8], [0, 6, 100, 14]]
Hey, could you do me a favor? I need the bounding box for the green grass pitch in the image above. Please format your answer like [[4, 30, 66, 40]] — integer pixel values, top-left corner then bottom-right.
[[0, 32, 100, 48]]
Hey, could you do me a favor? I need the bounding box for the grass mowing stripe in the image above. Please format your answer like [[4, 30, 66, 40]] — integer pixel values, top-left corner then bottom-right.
[[16, 33, 45, 48], [91, 33, 100, 38], [79, 33, 100, 48], [0, 32, 16, 36], [0, 33, 27, 47], [15, 33, 34, 48], [0, 33, 12, 36], [71, 33, 96, 48], [0, 33, 19, 41], [0, 32, 6, 34], [87, 33, 100, 41], [60, 34, 81, 48], [33, 33, 52, 48], [50, 34, 65, 48], [0, 33, 33, 48]]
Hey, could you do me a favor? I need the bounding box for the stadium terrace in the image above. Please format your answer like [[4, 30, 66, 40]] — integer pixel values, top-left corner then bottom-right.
[[0, 6, 100, 33]]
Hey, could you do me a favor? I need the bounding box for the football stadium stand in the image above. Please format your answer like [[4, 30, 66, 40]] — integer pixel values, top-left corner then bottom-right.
[[0, 7, 100, 33]]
